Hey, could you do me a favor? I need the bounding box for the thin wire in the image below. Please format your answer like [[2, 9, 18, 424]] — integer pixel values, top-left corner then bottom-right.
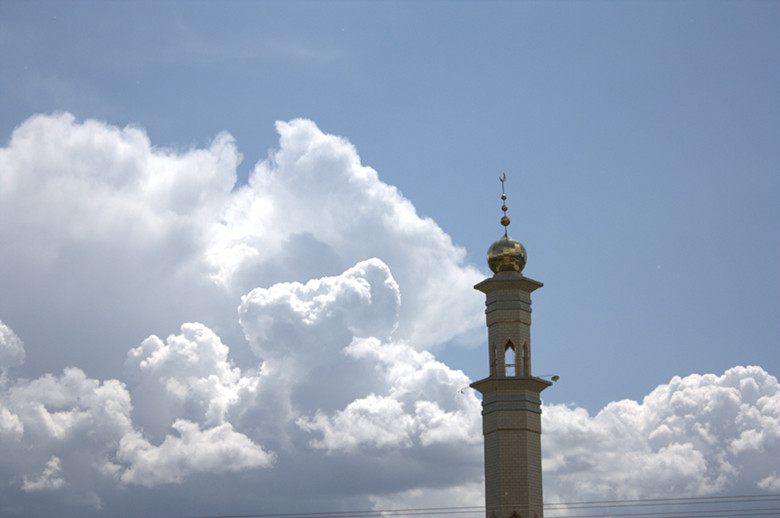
[[547, 494, 780, 508], [179, 493, 780, 518], [546, 513, 780, 518], [183, 507, 483, 518], [545, 507, 780, 518]]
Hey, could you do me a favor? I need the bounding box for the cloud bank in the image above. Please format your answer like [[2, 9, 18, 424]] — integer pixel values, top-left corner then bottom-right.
[[543, 365, 780, 502], [0, 114, 777, 517]]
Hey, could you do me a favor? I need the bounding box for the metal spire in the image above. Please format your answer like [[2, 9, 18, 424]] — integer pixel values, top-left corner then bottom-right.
[[499, 173, 510, 236]]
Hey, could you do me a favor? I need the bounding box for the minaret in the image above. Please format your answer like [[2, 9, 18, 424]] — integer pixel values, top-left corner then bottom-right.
[[471, 174, 552, 518]]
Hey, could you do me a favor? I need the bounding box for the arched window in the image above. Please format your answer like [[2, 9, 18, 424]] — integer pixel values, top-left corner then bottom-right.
[[505, 339, 516, 376]]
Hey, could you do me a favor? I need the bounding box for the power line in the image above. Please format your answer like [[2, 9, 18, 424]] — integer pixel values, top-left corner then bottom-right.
[[179, 494, 780, 518], [547, 494, 780, 508], [544, 493, 780, 517], [183, 507, 484, 518], [546, 507, 780, 518]]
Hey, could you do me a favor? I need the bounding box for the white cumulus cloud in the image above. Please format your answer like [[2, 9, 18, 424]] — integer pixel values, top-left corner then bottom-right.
[[126, 322, 263, 429], [116, 420, 274, 487], [218, 118, 484, 348], [21, 456, 66, 492], [0, 319, 25, 373], [543, 365, 780, 501], [305, 336, 483, 449]]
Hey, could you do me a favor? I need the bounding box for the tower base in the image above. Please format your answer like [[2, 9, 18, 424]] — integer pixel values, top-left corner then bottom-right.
[[470, 376, 552, 518]]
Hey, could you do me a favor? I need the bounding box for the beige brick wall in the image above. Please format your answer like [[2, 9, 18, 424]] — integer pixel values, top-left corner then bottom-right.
[[472, 271, 549, 518]]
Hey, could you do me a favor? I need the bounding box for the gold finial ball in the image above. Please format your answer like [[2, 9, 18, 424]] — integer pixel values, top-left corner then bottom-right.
[[501, 194, 507, 200], [487, 235, 527, 273], [500, 215, 511, 227]]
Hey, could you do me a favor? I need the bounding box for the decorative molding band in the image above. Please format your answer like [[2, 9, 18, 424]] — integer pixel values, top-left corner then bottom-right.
[[483, 426, 542, 434], [487, 294, 533, 305], [485, 302, 532, 314], [485, 293, 531, 305], [482, 394, 542, 406], [482, 403, 542, 415]]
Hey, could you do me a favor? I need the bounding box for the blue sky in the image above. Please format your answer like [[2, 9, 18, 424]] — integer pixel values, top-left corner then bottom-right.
[[4, 0, 776, 410], [1, 2, 778, 517]]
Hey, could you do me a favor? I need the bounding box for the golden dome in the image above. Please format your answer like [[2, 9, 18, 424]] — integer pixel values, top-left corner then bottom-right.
[[487, 235, 527, 273]]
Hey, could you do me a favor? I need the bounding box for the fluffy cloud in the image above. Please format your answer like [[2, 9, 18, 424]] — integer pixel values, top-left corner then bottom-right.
[[0, 113, 482, 381], [0, 319, 25, 373], [0, 113, 242, 379], [0, 114, 777, 517], [0, 260, 482, 516], [296, 338, 482, 452], [543, 365, 780, 501], [126, 322, 263, 429], [0, 364, 132, 509], [0, 111, 487, 516], [0, 322, 275, 505], [216, 118, 485, 348], [239, 258, 401, 360], [21, 456, 66, 493], [238, 258, 482, 455], [299, 336, 482, 450], [116, 420, 274, 487]]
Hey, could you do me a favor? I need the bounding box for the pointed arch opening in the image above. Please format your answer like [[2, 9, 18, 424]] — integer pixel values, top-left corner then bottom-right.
[[504, 339, 516, 376]]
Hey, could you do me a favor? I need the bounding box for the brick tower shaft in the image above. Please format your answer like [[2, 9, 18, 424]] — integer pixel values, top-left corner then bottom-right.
[[470, 266, 551, 518]]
